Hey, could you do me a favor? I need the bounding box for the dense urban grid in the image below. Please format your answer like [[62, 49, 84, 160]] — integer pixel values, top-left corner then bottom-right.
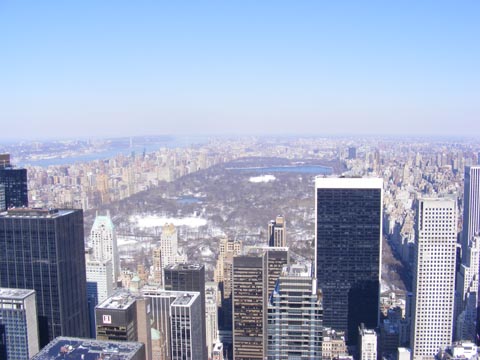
[[1, 135, 480, 360]]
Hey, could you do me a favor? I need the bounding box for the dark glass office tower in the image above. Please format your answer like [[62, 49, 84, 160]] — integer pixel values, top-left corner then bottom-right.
[[0, 208, 89, 348], [164, 263, 207, 360], [0, 184, 5, 211], [0, 155, 28, 209], [315, 177, 382, 345], [232, 252, 268, 360]]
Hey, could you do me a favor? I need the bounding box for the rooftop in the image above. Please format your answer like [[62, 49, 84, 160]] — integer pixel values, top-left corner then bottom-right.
[[31, 337, 144, 360], [164, 263, 203, 271], [281, 263, 312, 278], [0, 287, 35, 300], [315, 176, 383, 189], [97, 292, 137, 310], [171, 292, 199, 307], [1, 208, 76, 219]]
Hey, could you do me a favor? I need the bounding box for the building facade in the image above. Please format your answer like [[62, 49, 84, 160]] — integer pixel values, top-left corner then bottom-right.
[[96, 291, 152, 360], [268, 216, 286, 247], [161, 223, 179, 268], [232, 252, 268, 360], [170, 293, 205, 360], [205, 283, 219, 358], [0, 208, 89, 347], [267, 264, 322, 359], [358, 324, 377, 360], [455, 236, 479, 341], [164, 263, 207, 360], [152, 247, 163, 285], [0, 288, 39, 360], [90, 211, 119, 287], [315, 177, 383, 344], [0, 160, 28, 209], [411, 198, 457, 360], [214, 238, 242, 347], [0, 184, 5, 211], [85, 254, 113, 338], [462, 166, 480, 249]]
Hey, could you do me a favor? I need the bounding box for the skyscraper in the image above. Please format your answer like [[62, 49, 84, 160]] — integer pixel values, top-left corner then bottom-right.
[[0, 184, 5, 211], [267, 263, 322, 359], [164, 263, 207, 360], [358, 324, 377, 360], [0, 154, 9, 168], [214, 238, 242, 348], [0, 208, 89, 347], [85, 249, 113, 338], [170, 293, 205, 360], [96, 291, 152, 360], [0, 288, 39, 360], [232, 252, 268, 360], [455, 236, 480, 341], [152, 247, 163, 285], [0, 154, 28, 209], [90, 211, 119, 287], [411, 198, 456, 360], [248, 245, 289, 297], [268, 216, 286, 247], [143, 289, 204, 360], [315, 176, 382, 344], [161, 223, 179, 267], [143, 289, 180, 360], [462, 166, 480, 249], [205, 283, 219, 358]]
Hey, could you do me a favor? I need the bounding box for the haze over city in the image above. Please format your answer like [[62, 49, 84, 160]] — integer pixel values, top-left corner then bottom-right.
[[1, 1, 479, 139]]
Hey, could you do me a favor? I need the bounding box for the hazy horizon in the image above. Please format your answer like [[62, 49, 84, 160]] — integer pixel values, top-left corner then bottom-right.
[[1, 1, 479, 139]]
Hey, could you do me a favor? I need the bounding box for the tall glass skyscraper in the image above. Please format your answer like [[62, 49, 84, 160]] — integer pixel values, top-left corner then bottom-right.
[[164, 263, 207, 360], [315, 177, 382, 344], [462, 166, 480, 249], [0, 208, 90, 348], [232, 252, 268, 360], [0, 154, 28, 209], [0, 184, 5, 211]]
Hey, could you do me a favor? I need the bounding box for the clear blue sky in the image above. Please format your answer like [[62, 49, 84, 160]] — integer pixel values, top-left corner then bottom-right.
[[1, 1, 479, 139]]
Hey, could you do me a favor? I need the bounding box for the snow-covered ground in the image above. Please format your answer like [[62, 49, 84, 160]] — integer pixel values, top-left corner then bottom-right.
[[249, 175, 276, 183], [130, 215, 207, 228]]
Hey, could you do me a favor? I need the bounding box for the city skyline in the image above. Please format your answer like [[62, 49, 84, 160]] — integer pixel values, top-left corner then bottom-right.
[[1, 1, 479, 139]]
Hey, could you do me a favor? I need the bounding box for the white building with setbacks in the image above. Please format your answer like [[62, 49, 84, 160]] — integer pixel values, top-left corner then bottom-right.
[[411, 198, 457, 360]]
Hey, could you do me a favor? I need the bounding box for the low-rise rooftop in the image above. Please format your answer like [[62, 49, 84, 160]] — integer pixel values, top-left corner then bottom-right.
[[97, 292, 137, 310], [0, 288, 35, 302], [31, 337, 144, 360]]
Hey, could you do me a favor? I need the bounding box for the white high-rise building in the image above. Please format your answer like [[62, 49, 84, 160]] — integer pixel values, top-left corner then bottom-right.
[[152, 247, 163, 286], [455, 236, 480, 341], [411, 198, 457, 360], [463, 166, 480, 249], [86, 259, 113, 303], [267, 263, 322, 359], [161, 223, 178, 268], [90, 212, 119, 287], [205, 283, 219, 358], [358, 324, 377, 360]]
